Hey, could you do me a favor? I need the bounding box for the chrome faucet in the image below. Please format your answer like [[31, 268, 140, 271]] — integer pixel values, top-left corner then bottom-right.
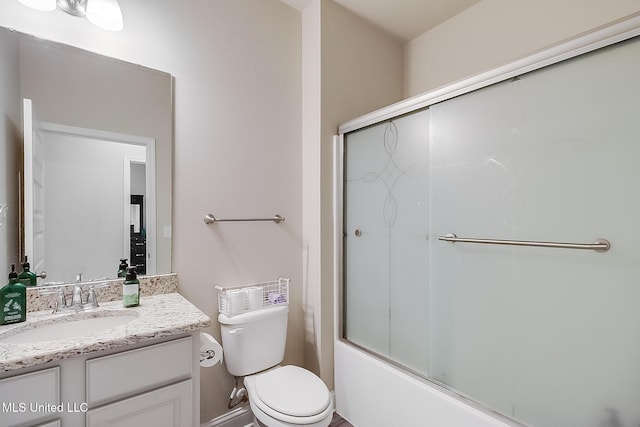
[[40, 274, 107, 314]]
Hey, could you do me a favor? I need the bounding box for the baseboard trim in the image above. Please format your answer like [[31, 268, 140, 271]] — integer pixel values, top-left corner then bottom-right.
[[201, 406, 254, 427]]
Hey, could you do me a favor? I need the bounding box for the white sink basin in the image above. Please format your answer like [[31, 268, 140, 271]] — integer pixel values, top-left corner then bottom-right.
[[0, 311, 139, 344]]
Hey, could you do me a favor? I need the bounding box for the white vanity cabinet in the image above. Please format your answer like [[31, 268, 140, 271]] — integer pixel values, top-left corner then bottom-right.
[[0, 333, 200, 427], [85, 379, 192, 427], [0, 293, 209, 427], [85, 336, 195, 427]]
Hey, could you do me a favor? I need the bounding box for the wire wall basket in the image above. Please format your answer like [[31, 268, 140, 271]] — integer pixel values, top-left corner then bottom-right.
[[216, 278, 289, 317]]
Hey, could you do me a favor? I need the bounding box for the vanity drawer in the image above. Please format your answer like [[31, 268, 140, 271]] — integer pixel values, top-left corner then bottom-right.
[[85, 336, 192, 406], [0, 367, 60, 426]]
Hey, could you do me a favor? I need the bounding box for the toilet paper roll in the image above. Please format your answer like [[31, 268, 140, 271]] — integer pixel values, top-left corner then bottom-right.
[[246, 286, 264, 310], [227, 289, 248, 316], [200, 332, 223, 367]]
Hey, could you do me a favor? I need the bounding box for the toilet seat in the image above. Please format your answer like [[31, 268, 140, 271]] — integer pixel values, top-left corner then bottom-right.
[[246, 365, 332, 425]]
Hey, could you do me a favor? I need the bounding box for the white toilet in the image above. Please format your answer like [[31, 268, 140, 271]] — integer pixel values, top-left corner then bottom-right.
[[219, 305, 333, 427]]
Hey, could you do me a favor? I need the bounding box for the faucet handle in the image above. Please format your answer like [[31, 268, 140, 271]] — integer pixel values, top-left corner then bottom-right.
[[87, 285, 99, 309], [55, 288, 68, 311], [38, 286, 68, 313], [86, 282, 109, 308]]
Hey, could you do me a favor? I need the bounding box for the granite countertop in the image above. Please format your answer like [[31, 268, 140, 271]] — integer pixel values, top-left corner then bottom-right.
[[0, 292, 211, 372]]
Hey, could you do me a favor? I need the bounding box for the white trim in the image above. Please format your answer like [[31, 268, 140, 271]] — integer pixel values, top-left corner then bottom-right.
[[39, 122, 157, 275], [123, 156, 146, 263], [338, 13, 640, 134], [40, 122, 151, 146], [200, 406, 255, 427], [23, 99, 34, 263], [332, 134, 344, 345], [123, 156, 131, 261]]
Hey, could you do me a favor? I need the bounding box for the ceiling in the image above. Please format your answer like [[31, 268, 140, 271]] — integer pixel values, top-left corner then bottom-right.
[[280, 0, 481, 42]]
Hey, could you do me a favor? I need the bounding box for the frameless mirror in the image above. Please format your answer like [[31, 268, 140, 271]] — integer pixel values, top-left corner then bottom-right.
[[0, 27, 173, 283]]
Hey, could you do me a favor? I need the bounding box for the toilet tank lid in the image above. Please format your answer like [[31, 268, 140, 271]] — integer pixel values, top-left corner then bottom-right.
[[218, 305, 288, 325]]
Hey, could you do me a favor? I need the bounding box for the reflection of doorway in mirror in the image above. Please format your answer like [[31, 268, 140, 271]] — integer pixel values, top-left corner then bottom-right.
[[27, 123, 156, 283], [127, 161, 146, 275], [23, 99, 46, 277], [130, 203, 141, 233]]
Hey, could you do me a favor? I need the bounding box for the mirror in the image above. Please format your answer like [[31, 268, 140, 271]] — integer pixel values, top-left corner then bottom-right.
[[0, 27, 173, 283]]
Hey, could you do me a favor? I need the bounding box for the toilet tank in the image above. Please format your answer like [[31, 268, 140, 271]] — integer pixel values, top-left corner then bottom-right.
[[218, 305, 288, 377]]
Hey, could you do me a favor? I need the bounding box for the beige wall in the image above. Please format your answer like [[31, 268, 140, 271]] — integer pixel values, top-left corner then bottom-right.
[[0, 0, 302, 422], [405, 0, 640, 97], [301, 0, 404, 389]]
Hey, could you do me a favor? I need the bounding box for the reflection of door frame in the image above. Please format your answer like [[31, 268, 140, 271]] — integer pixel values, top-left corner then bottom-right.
[[40, 122, 157, 276], [23, 99, 46, 275], [124, 156, 146, 267]]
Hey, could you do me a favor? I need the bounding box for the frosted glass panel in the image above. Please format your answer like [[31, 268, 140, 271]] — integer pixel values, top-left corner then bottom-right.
[[342, 35, 640, 427], [343, 109, 430, 375], [429, 37, 640, 426]]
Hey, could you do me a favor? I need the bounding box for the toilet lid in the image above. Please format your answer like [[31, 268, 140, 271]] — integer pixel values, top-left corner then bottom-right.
[[254, 365, 330, 417]]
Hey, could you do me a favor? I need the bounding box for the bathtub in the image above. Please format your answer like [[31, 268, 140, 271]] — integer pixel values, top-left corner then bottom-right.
[[334, 341, 519, 427]]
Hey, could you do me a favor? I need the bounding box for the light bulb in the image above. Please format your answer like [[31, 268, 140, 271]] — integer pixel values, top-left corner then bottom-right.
[[17, 0, 57, 11], [86, 0, 123, 31]]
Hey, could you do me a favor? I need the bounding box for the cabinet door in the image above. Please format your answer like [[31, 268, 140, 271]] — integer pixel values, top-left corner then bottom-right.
[[85, 379, 192, 427], [0, 367, 59, 426], [86, 336, 192, 406]]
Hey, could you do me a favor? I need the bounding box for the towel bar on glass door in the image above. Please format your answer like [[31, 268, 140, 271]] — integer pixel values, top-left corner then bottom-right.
[[203, 213, 285, 224], [438, 233, 610, 253]]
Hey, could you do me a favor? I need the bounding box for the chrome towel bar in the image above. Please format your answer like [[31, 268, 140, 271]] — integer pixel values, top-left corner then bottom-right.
[[438, 233, 610, 253], [204, 213, 285, 224]]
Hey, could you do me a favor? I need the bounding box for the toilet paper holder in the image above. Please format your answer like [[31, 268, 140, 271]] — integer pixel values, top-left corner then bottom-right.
[[200, 332, 223, 367]]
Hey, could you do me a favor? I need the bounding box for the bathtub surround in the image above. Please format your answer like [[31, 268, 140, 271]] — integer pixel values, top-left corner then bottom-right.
[[336, 15, 640, 427]]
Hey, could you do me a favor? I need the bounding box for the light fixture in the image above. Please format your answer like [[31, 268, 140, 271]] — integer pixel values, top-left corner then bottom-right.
[[85, 0, 124, 32], [16, 0, 124, 31]]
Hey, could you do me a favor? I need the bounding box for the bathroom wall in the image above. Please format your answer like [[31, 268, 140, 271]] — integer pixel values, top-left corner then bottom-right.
[[0, 33, 20, 272], [404, 0, 640, 96], [302, 0, 404, 388], [0, 0, 302, 422]]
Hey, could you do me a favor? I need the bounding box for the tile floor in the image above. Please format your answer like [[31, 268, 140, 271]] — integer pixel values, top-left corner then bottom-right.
[[329, 413, 354, 427]]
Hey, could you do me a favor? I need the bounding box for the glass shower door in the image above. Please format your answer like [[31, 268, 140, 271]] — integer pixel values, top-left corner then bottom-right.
[[341, 34, 640, 427], [343, 108, 430, 375], [428, 37, 640, 426]]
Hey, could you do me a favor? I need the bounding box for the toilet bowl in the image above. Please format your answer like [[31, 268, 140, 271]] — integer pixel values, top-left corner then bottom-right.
[[244, 365, 333, 427]]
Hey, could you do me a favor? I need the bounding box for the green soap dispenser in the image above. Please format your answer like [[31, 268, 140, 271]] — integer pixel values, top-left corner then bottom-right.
[[18, 256, 37, 286], [123, 267, 140, 308], [1, 264, 27, 325], [117, 258, 129, 278]]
